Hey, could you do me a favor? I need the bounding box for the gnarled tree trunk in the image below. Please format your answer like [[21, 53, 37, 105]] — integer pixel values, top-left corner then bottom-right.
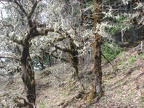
[[21, 34, 36, 105]]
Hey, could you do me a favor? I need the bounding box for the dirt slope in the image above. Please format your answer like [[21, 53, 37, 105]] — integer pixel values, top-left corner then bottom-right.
[[0, 48, 144, 108], [35, 48, 144, 108]]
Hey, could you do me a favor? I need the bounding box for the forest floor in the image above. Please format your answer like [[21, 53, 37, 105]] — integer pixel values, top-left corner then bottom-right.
[[0, 47, 144, 108]]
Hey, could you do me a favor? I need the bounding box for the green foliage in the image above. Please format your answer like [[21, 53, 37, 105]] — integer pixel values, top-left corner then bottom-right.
[[102, 43, 123, 61], [128, 56, 136, 64], [105, 16, 127, 35], [39, 101, 46, 108], [140, 96, 144, 103], [43, 55, 52, 65], [105, 26, 121, 35], [118, 90, 122, 94], [138, 54, 143, 59], [119, 61, 124, 66], [32, 54, 53, 70], [82, 0, 94, 8], [88, 0, 94, 4]]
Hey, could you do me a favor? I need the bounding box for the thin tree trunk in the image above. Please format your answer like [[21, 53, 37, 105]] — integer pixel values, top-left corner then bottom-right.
[[93, 35, 102, 94], [87, 0, 103, 101], [93, 0, 103, 96]]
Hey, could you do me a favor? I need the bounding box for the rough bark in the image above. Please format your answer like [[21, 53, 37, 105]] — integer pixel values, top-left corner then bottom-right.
[[93, 0, 103, 96], [69, 39, 79, 77], [93, 34, 102, 94], [20, 34, 36, 104], [87, 0, 103, 103], [94, 0, 103, 94], [20, 23, 55, 105]]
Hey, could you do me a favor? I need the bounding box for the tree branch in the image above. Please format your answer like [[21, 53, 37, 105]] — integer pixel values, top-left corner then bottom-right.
[[12, 38, 23, 45], [44, 51, 68, 62], [54, 45, 72, 53], [13, 0, 28, 17], [0, 55, 19, 61], [36, 28, 54, 36], [31, 28, 67, 39], [27, 0, 38, 19], [0, 65, 5, 68]]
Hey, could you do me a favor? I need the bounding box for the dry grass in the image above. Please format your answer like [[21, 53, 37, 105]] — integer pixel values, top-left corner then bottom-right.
[[0, 48, 144, 108]]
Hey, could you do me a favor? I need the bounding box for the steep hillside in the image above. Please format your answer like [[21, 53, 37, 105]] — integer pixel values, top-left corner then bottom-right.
[[0, 47, 144, 108]]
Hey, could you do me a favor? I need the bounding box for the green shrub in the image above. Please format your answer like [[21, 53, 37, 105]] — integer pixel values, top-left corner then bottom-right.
[[105, 26, 121, 35], [138, 54, 143, 59], [102, 43, 123, 62], [128, 57, 136, 64], [105, 16, 126, 35]]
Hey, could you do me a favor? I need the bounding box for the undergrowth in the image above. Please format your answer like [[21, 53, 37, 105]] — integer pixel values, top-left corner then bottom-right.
[[102, 43, 123, 62]]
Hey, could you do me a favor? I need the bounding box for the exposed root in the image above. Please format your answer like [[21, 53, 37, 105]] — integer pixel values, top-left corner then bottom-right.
[[13, 96, 35, 108]]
